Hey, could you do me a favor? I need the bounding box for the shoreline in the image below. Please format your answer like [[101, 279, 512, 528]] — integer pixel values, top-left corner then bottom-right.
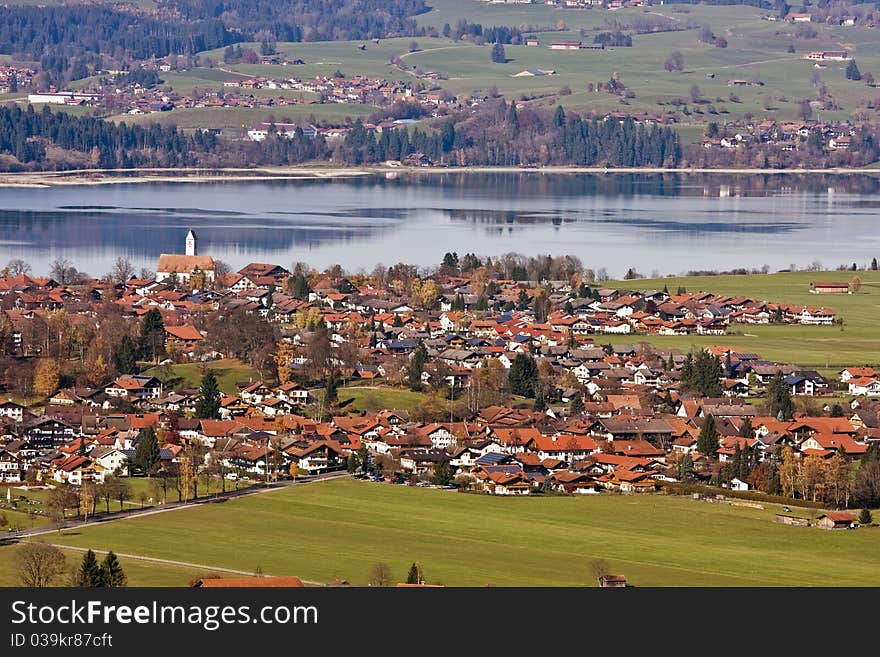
[[1, 164, 879, 187]]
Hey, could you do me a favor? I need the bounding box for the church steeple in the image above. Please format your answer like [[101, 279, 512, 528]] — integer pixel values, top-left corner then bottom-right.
[[185, 229, 197, 256]]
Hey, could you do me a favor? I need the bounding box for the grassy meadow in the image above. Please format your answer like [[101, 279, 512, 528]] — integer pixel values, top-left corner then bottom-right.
[[20, 477, 880, 587], [143, 358, 260, 395]]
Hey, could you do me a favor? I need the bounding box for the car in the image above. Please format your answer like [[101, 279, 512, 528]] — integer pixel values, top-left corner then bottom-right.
[[782, 506, 791, 512]]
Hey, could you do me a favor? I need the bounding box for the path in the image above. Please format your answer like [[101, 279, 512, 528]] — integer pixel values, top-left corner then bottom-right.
[[40, 544, 325, 586]]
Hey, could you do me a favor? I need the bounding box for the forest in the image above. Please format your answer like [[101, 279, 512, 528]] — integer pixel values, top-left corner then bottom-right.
[[0, 101, 682, 170], [338, 101, 682, 167]]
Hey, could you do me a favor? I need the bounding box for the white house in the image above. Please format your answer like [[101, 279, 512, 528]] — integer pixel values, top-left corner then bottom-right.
[[0, 400, 25, 423]]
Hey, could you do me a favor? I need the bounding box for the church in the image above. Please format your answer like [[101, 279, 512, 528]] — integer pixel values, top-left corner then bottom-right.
[[156, 229, 216, 285]]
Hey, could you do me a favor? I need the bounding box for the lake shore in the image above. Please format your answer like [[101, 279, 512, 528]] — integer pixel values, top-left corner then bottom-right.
[[1, 164, 879, 187]]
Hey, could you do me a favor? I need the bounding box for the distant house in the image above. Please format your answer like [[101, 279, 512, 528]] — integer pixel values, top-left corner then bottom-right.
[[550, 40, 583, 50], [803, 50, 849, 61], [104, 375, 164, 401], [598, 575, 627, 588], [525, 37, 540, 46], [809, 281, 849, 294]]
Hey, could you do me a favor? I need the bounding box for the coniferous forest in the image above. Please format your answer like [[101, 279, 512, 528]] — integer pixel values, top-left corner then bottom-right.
[[0, 101, 682, 171]]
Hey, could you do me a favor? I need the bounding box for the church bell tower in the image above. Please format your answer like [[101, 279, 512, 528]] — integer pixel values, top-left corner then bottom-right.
[[185, 229, 197, 256]]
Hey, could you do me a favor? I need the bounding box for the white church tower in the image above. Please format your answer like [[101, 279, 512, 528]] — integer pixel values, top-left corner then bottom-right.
[[185, 229, 198, 256]]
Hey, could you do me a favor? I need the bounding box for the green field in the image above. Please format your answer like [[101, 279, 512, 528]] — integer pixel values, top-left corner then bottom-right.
[[155, 3, 880, 136], [606, 269, 880, 372], [143, 358, 260, 395], [24, 477, 880, 587], [338, 385, 426, 413]]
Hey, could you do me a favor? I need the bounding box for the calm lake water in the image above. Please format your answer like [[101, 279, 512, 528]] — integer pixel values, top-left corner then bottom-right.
[[1, 172, 879, 278]]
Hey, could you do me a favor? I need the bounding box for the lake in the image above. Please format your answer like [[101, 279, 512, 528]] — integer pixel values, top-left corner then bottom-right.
[[1, 172, 878, 278]]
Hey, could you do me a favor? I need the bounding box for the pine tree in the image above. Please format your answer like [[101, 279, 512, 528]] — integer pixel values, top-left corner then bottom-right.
[[533, 387, 547, 411], [697, 414, 719, 458], [767, 456, 781, 495], [491, 42, 506, 64], [858, 508, 872, 525], [115, 334, 138, 374], [325, 370, 339, 405], [846, 59, 861, 80], [678, 453, 693, 482], [508, 353, 539, 398], [431, 458, 453, 486], [100, 551, 127, 587], [407, 343, 428, 391], [739, 417, 754, 438], [74, 549, 103, 587], [194, 370, 221, 419], [138, 309, 165, 362], [406, 562, 423, 584], [766, 372, 793, 420], [134, 426, 160, 474], [287, 271, 310, 300], [569, 394, 584, 415]]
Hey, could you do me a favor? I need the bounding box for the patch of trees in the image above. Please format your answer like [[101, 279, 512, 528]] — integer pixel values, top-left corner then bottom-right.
[[443, 19, 524, 45], [0, 105, 332, 171], [0, 105, 202, 169], [338, 101, 681, 167], [0, 6, 238, 74], [161, 0, 429, 42], [593, 31, 632, 47]]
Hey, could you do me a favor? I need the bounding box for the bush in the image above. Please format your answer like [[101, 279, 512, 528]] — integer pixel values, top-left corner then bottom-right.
[[858, 508, 872, 524]]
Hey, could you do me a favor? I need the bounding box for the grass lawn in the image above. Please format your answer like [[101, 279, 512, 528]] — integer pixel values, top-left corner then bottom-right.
[[337, 385, 426, 413], [0, 543, 230, 587], [40, 477, 880, 587], [143, 358, 260, 395], [605, 269, 880, 371]]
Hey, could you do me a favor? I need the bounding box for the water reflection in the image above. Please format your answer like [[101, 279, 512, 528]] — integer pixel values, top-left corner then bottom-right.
[[0, 172, 877, 277]]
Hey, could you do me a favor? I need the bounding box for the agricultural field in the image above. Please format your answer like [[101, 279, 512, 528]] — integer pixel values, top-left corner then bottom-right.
[[606, 269, 880, 372], [170, 3, 880, 137], [143, 358, 261, 395], [33, 477, 880, 586]]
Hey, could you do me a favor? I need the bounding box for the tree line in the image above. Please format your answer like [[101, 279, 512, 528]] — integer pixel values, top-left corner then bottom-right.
[[339, 100, 681, 167], [159, 0, 429, 42]]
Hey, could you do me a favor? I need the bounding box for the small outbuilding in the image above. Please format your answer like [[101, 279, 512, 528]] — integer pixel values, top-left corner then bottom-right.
[[815, 512, 855, 529]]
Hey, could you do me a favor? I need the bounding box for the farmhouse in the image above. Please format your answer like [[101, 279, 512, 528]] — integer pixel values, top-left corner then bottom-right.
[[809, 281, 849, 294], [550, 41, 583, 50], [803, 51, 849, 61]]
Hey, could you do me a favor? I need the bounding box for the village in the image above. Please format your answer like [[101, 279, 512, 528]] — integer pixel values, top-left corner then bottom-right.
[[0, 230, 876, 525]]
